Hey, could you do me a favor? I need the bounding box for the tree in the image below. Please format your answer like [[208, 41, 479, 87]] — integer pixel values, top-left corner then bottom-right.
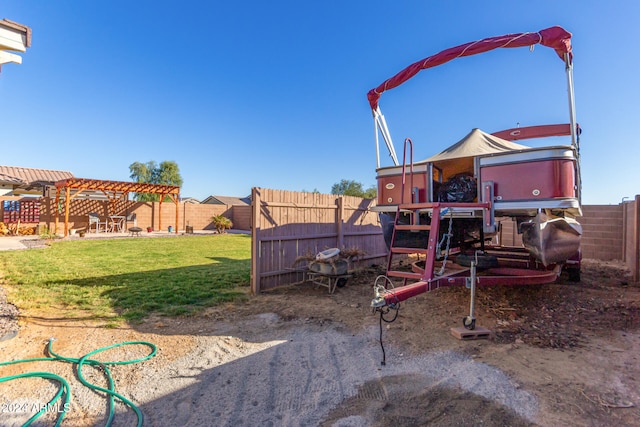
[[129, 160, 184, 201], [362, 185, 377, 199], [331, 179, 377, 199]]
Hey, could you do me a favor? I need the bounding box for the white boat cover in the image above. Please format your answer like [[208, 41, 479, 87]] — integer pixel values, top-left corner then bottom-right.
[[425, 128, 530, 162]]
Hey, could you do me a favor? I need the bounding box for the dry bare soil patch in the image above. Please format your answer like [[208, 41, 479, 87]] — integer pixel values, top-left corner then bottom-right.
[[1, 259, 639, 426]]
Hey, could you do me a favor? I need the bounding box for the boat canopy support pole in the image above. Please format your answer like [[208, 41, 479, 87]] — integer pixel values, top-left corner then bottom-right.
[[565, 53, 581, 205], [565, 53, 577, 149], [374, 119, 381, 169], [373, 107, 399, 167]]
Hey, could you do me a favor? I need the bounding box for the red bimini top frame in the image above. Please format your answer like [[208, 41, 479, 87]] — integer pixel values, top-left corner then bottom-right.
[[367, 26, 572, 111], [367, 26, 577, 168]]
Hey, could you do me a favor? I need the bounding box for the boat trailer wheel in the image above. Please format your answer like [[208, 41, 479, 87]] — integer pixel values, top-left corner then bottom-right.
[[463, 316, 476, 330]]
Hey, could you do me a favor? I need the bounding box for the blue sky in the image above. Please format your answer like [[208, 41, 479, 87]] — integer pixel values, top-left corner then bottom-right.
[[1, 1, 638, 204]]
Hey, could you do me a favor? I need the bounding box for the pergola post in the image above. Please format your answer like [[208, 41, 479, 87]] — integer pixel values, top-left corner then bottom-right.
[[64, 187, 70, 236], [158, 195, 163, 232], [54, 187, 60, 234], [174, 194, 180, 233]]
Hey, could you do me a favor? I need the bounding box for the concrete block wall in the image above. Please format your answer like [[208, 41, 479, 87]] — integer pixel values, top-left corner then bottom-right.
[[183, 203, 229, 230], [580, 205, 624, 260], [496, 217, 522, 247], [133, 202, 229, 231], [623, 196, 640, 282], [490, 206, 626, 262], [30, 198, 244, 233], [231, 205, 251, 231], [130, 201, 169, 232]]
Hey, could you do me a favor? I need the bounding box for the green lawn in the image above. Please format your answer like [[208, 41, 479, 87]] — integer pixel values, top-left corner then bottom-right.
[[0, 234, 251, 322]]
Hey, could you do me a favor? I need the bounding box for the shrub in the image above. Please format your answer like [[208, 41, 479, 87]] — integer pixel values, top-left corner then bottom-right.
[[210, 215, 233, 234]]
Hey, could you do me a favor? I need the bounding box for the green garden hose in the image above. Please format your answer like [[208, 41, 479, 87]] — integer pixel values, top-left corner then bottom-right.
[[0, 371, 70, 427], [0, 339, 157, 427]]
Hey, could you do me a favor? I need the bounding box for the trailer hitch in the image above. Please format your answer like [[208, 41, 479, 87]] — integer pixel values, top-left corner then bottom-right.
[[371, 284, 389, 309], [370, 275, 399, 311], [371, 275, 400, 366], [371, 277, 400, 324]]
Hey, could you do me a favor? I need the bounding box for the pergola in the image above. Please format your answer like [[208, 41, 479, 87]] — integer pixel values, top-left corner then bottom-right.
[[53, 178, 181, 237]]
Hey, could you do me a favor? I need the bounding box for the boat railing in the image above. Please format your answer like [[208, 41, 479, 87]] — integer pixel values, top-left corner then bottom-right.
[[400, 137, 415, 205]]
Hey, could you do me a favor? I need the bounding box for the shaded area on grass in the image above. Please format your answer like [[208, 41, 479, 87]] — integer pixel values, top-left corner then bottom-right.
[[50, 257, 249, 320]]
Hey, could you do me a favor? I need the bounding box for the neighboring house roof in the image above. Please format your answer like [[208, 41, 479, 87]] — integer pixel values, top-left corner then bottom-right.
[[181, 197, 200, 204], [0, 165, 74, 190], [202, 195, 251, 206], [0, 172, 24, 185]]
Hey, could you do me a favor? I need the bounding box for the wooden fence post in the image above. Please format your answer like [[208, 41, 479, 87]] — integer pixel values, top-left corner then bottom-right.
[[251, 187, 261, 295], [336, 196, 344, 249]]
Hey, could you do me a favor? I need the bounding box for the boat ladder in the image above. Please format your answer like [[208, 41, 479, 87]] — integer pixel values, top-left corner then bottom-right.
[[385, 202, 442, 289]]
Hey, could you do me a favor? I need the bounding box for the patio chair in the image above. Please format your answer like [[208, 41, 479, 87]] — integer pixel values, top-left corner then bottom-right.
[[125, 213, 137, 229], [88, 213, 107, 233]]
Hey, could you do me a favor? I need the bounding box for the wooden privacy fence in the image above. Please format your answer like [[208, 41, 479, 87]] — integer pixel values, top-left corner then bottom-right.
[[250, 188, 388, 294], [250, 190, 640, 291]]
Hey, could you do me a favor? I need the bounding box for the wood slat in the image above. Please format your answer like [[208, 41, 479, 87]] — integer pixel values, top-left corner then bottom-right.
[[386, 271, 423, 279], [390, 247, 429, 254], [394, 224, 431, 231]]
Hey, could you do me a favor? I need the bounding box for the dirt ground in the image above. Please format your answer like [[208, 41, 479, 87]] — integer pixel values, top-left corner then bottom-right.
[[1, 258, 639, 426]]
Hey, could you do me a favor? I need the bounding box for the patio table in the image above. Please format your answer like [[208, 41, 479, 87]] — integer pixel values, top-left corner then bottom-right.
[[108, 215, 126, 233]]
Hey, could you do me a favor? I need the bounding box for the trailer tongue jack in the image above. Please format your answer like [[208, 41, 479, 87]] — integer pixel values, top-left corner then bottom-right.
[[462, 261, 478, 330]]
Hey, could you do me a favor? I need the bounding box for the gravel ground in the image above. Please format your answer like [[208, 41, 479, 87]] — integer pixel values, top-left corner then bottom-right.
[[132, 314, 537, 427], [0, 313, 537, 427], [0, 286, 19, 342]]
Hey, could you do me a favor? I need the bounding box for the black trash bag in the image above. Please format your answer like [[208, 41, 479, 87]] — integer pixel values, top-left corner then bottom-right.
[[437, 173, 477, 202]]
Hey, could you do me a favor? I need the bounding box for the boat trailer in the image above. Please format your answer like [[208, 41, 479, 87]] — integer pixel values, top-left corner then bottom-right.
[[370, 200, 565, 330]]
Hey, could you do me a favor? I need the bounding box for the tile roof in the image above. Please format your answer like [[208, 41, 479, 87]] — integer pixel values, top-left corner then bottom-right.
[[0, 165, 74, 186], [0, 172, 24, 185]]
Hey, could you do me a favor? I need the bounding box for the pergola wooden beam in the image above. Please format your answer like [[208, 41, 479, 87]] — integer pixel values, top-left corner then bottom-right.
[[53, 177, 181, 237]]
